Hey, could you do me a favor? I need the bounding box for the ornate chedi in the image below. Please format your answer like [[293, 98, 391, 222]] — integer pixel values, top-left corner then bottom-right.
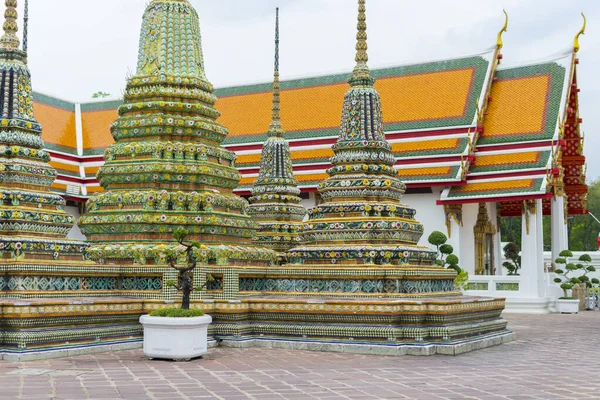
[[0, 0, 89, 271], [79, 0, 275, 272], [286, 0, 453, 291], [247, 9, 306, 258]]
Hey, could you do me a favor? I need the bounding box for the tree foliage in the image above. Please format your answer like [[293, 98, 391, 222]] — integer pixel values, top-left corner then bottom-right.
[[92, 91, 111, 99]]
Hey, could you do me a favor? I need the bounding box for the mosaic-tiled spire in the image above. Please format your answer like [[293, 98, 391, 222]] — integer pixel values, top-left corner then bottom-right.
[[0, 0, 19, 50], [248, 8, 306, 257], [79, 0, 275, 267], [0, 0, 87, 261], [288, 0, 442, 272]]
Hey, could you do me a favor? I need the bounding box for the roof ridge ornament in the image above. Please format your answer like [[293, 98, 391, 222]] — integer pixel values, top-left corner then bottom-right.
[[349, 0, 374, 87], [496, 9, 508, 50], [0, 0, 20, 50], [574, 12, 586, 53], [267, 7, 283, 138]]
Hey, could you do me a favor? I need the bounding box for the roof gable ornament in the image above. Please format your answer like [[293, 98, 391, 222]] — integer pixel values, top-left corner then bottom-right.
[[496, 9, 508, 50], [574, 12, 586, 53]]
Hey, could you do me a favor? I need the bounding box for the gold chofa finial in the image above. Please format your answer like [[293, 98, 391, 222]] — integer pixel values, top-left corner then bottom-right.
[[0, 0, 20, 50], [496, 10, 508, 50], [574, 13, 586, 53], [349, 0, 374, 86]]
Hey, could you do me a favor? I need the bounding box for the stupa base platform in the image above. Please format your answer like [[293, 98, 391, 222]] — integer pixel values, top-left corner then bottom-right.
[[0, 295, 513, 360], [217, 330, 515, 356]]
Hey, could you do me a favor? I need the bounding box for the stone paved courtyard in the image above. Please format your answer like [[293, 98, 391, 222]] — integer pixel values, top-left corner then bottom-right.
[[0, 313, 599, 400]]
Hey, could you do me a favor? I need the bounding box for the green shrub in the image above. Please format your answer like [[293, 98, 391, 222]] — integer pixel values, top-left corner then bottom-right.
[[440, 244, 454, 255], [428, 231, 447, 246], [502, 242, 521, 275], [149, 307, 205, 318]]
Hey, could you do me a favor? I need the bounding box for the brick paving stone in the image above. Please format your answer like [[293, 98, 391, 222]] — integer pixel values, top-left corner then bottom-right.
[[1, 313, 600, 399]]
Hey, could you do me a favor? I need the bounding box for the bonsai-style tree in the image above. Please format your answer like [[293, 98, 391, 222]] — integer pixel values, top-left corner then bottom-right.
[[428, 231, 454, 267], [575, 253, 596, 288], [427, 231, 469, 289], [553, 250, 583, 299], [502, 242, 521, 275], [163, 229, 214, 310]]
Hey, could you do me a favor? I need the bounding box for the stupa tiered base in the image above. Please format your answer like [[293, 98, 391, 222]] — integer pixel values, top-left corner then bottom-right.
[[0, 294, 512, 360]]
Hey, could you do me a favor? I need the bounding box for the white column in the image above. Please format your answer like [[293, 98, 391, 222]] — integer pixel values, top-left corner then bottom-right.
[[520, 200, 544, 298], [487, 202, 503, 276], [551, 195, 568, 266], [459, 203, 478, 275]]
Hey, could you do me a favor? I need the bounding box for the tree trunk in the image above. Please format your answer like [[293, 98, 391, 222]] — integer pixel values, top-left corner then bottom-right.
[[182, 287, 191, 310]]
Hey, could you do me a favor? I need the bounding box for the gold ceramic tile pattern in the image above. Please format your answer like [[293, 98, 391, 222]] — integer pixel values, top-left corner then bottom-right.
[[82, 110, 119, 150], [475, 151, 540, 167], [34, 103, 77, 149], [454, 179, 535, 193], [483, 75, 550, 138]]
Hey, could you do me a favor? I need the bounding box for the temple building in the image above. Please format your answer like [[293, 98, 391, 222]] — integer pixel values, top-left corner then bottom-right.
[[247, 8, 306, 259], [0, 0, 516, 359], [30, 5, 587, 313]]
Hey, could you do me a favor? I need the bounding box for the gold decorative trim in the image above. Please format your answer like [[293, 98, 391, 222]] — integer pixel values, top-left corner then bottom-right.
[[474, 203, 495, 275], [443, 204, 463, 238]]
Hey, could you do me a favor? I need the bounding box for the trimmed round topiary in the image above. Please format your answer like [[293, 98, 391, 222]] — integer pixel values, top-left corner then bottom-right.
[[446, 254, 459, 265], [440, 244, 454, 255], [578, 253, 592, 263], [428, 231, 447, 246], [559, 250, 573, 258]]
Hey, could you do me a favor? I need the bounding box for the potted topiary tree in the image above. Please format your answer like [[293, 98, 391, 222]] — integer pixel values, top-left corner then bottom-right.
[[140, 229, 214, 360], [553, 250, 583, 314], [427, 231, 469, 291]]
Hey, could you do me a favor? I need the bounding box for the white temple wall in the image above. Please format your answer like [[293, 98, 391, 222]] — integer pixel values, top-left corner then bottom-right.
[[401, 188, 446, 248], [65, 205, 86, 241]]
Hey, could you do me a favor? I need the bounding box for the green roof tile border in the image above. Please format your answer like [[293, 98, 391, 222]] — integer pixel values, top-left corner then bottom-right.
[[81, 100, 123, 112], [44, 142, 78, 155], [446, 178, 544, 199], [478, 63, 566, 146], [32, 92, 75, 112], [470, 150, 551, 173], [82, 147, 108, 156]]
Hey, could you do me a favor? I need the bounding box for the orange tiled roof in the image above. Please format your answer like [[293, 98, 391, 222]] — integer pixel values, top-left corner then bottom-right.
[[441, 177, 547, 201]]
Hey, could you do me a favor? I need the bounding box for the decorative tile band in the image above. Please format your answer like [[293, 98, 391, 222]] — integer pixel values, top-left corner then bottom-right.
[[238, 277, 456, 294], [0, 276, 162, 292]]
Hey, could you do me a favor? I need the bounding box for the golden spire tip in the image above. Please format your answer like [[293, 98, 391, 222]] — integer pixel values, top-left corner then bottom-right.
[[574, 12, 586, 53], [496, 9, 508, 50]]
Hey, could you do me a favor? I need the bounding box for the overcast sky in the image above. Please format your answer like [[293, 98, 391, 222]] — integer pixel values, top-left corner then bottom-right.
[[17, 0, 600, 179]]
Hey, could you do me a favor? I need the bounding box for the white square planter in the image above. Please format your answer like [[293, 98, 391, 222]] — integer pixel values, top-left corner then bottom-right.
[[555, 299, 579, 314], [139, 314, 212, 360]]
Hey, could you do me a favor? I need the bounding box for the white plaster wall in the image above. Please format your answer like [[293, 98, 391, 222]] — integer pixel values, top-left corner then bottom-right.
[[300, 193, 316, 222], [401, 188, 447, 248], [458, 203, 479, 275], [64, 205, 86, 241]]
